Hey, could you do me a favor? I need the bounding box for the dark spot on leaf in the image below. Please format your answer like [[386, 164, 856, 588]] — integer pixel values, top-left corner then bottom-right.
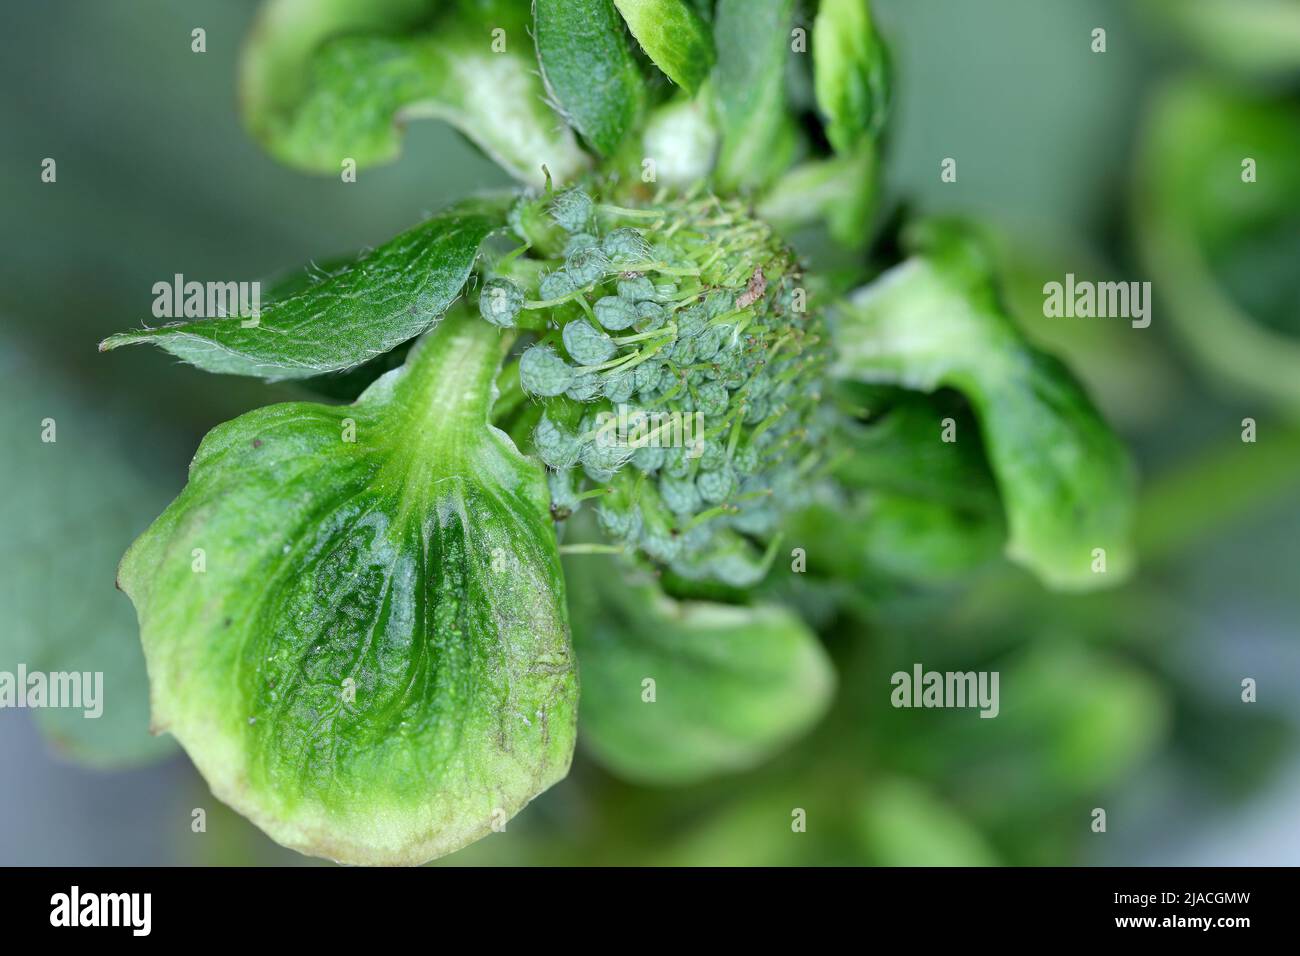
[[252, 438, 263, 449]]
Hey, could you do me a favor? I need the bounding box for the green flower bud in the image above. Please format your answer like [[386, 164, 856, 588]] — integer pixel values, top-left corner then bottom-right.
[[602, 227, 651, 264], [566, 370, 602, 401], [659, 473, 702, 515], [565, 245, 608, 286], [539, 269, 576, 301], [550, 188, 593, 232], [634, 300, 667, 330], [695, 380, 730, 417], [564, 232, 599, 256], [603, 367, 636, 403], [534, 412, 582, 469], [594, 295, 638, 331], [562, 319, 616, 366], [697, 466, 735, 505], [617, 275, 656, 300], [519, 345, 575, 397], [479, 277, 523, 328]]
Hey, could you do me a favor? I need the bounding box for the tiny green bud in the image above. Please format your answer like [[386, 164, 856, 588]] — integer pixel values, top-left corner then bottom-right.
[[534, 413, 582, 469], [602, 227, 651, 265], [478, 277, 523, 328], [659, 474, 702, 515], [565, 245, 608, 286], [519, 345, 575, 397], [550, 188, 593, 232], [594, 295, 638, 331], [697, 466, 735, 505], [566, 370, 602, 401], [562, 319, 616, 366], [539, 270, 576, 301], [618, 275, 656, 300]]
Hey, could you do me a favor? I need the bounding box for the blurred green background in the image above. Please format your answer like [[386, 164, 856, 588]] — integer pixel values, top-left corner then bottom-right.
[[2, 0, 1298, 865]]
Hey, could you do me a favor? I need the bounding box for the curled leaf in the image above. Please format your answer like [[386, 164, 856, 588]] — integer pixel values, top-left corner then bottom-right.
[[117, 310, 577, 865], [241, 2, 586, 185], [832, 228, 1136, 590], [535, 0, 647, 157], [613, 0, 715, 93], [567, 555, 834, 785], [100, 202, 506, 380]]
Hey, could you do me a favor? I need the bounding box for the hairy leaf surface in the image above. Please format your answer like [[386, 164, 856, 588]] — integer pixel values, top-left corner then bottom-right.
[[100, 203, 505, 380], [613, 0, 715, 93], [117, 310, 576, 865], [535, 0, 647, 157]]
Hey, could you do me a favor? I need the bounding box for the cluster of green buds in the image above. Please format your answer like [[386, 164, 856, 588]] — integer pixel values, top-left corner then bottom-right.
[[480, 184, 830, 587]]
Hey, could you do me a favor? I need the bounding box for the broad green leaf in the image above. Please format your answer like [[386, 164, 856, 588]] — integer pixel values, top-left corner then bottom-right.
[[567, 556, 833, 785], [100, 202, 506, 380], [535, 0, 647, 157], [712, 0, 799, 191], [832, 232, 1136, 590], [275, 28, 588, 185], [613, 0, 715, 93], [812, 0, 890, 155], [0, 337, 177, 767], [116, 310, 577, 865], [856, 779, 998, 866]]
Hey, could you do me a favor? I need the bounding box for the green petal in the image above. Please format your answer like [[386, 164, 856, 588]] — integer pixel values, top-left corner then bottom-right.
[[712, 0, 800, 190], [117, 309, 577, 865], [534, 0, 647, 157], [241, 2, 587, 185], [613, 0, 715, 93], [100, 201, 506, 380], [832, 228, 1136, 590], [568, 557, 833, 785]]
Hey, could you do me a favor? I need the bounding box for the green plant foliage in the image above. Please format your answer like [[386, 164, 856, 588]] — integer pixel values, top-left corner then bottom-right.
[[567, 556, 833, 785], [115, 311, 576, 864], [712, 0, 800, 190], [832, 229, 1136, 590], [812, 0, 890, 154], [535, 0, 647, 157], [241, 1, 586, 184], [100, 201, 506, 380], [83, 0, 1161, 867], [613, 0, 715, 93], [1136, 79, 1300, 410]]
